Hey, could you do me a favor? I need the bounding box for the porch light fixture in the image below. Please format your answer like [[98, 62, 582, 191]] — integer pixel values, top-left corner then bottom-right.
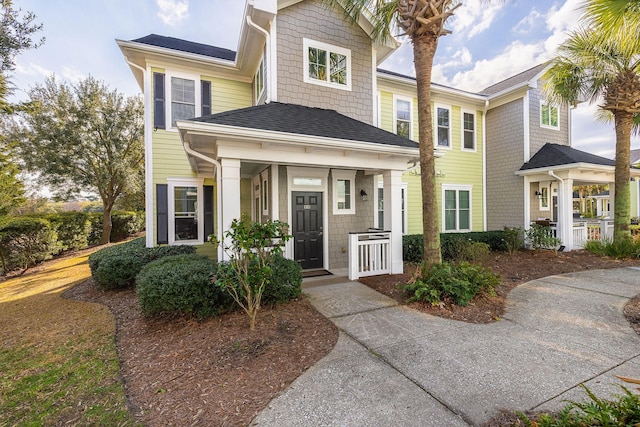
[[360, 189, 368, 201], [534, 190, 542, 199]]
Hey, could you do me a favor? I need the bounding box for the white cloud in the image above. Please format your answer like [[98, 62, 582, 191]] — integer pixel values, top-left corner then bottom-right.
[[61, 66, 86, 83], [15, 61, 51, 78], [157, 0, 189, 26], [450, 2, 505, 38], [513, 9, 542, 34]]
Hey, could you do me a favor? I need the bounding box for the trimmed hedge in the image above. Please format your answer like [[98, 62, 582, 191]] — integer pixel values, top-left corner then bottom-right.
[[87, 211, 145, 244], [263, 255, 303, 304], [89, 237, 196, 290], [0, 217, 58, 274], [44, 212, 91, 251], [136, 254, 230, 318], [403, 231, 508, 263]]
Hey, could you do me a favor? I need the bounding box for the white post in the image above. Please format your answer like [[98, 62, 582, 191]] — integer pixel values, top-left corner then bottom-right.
[[609, 181, 615, 219], [271, 164, 279, 221], [559, 178, 574, 250], [220, 158, 241, 260], [348, 233, 358, 280], [383, 170, 403, 274]]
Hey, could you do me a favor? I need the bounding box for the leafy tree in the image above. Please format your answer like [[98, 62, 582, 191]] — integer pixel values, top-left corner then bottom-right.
[[0, 0, 44, 113], [16, 76, 144, 244], [544, 14, 640, 244], [327, 0, 464, 266], [0, 132, 25, 216]]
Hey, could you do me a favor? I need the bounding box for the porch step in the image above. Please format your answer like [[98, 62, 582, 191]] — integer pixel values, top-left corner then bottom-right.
[[302, 275, 351, 289]]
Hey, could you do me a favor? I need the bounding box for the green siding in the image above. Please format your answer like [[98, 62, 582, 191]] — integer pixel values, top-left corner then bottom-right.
[[379, 91, 393, 132]]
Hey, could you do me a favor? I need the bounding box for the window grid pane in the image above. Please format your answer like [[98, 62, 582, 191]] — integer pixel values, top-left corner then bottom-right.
[[174, 186, 198, 241], [337, 179, 351, 210], [329, 52, 347, 85], [437, 108, 450, 146], [171, 77, 195, 126], [463, 113, 475, 149]]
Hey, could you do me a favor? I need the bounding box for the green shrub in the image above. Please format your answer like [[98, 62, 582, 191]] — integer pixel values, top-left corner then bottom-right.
[[514, 386, 640, 426], [584, 238, 640, 259], [404, 261, 500, 307], [402, 234, 424, 263], [526, 224, 561, 250], [88, 238, 196, 290], [45, 212, 91, 251], [263, 255, 302, 304], [136, 254, 230, 318], [110, 211, 142, 242], [0, 217, 58, 274], [461, 241, 490, 264], [87, 213, 103, 245], [503, 226, 525, 254], [403, 231, 508, 263]]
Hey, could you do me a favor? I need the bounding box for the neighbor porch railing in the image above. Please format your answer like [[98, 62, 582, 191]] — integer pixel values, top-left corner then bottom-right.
[[348, 230, 391, 280], [549, 220, 614, 249]]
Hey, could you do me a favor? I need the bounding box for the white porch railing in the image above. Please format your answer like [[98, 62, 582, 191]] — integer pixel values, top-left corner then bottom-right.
[[549, 220, 615, 249], [348, 231, 391, 280]]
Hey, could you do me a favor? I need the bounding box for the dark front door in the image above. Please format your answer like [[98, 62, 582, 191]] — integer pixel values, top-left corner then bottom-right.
[[292, 191, 323, 269]]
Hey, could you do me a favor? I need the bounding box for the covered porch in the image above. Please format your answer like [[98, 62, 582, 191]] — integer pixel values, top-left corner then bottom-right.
[[176, 102, 418, 277], [517, 143, 640, 250]]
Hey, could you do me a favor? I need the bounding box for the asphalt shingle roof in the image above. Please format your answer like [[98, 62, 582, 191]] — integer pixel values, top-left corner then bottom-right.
[[520, 143, 616, 170], [191, 102, 419, 149], [480, 62, 550, 96], [132, 34, 236, 62]]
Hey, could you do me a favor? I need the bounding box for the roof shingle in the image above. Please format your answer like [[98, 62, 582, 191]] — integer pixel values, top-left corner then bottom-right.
[[190, 102, 419, 149], [132, 34, 236, 61], [520, 143, 616, 170], [480, 62, 550, 96]]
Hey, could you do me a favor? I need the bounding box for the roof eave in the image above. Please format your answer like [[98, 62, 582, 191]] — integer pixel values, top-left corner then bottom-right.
[[515, 162, 617, 176]]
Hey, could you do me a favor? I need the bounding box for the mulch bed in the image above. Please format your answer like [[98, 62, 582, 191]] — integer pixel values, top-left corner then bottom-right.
[[65, 280, 338, 427]]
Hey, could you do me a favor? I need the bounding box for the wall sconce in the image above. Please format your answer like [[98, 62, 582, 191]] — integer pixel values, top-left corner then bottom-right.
[[534, 190, 542, 199], [360, 189, 368, 201]]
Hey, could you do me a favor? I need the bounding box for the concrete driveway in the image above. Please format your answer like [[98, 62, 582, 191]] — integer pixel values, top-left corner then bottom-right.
[[252, 267, 640, 426]]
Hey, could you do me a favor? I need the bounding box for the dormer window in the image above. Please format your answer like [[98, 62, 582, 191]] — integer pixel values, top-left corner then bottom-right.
[[303, 38, 352, 91]]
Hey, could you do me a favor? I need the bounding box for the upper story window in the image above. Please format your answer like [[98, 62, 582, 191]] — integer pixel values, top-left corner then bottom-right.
[[540, 101, 559, 129], [436, 105, 451, 148], [394, 96, 412, 139], [254, 57, 265, 101], [153, 71, 206, 130], [303, 38, 352, 91], [332, 169, 356, 215], [462, 111, 475, 151]]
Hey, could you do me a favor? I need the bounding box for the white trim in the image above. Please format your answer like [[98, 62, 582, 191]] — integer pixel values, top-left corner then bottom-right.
[[540, 99, 560, 130], [523, 92, 530, 162], [165, 70, 202, 131], [261, 169, 269, 216], [270, 17, 278, 101], [167, 177, 204, 245], [252, 174, 261, 220], [271, 164, 279, 221], [434, 103, 452, 150], [539, 183, 550, 211], [331, 169, 357, 215], [254, 56, 265, 102], [482, 106, 487, 231], [524, 176, 531, 230], [461, 109, 476, 152], [442, 184, 473, 232], [302, 38, 352, 91], [143, 64, 154, 247], [393, 94, 413, 139], [376, 90, 381, 128], [375, 178, 408, 234], [286, 166, 329, 270]]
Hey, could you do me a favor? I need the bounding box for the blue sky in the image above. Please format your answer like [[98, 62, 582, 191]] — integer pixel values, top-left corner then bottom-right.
[[10, 0, 640, 158]]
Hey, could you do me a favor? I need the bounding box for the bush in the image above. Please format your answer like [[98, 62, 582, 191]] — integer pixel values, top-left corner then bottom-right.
[[404, 261, 500, 307], [45, 212, 91, 251], [263, 255, 302, 304], [88, 238, 196, 290], [503, 226, 525, 254], [403, 231, 508, 263], [110, 211, 144, 242], [136, 254, 230, 318], [0, 217, 58, 274], [87, 213, 103, 245], [584, 238, 640, 259]]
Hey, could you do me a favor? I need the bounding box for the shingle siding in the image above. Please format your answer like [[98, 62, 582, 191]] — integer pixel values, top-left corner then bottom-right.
[[528, 85, 570, 158], [486, 99, 525, 229], [276, 0, 373, 124]]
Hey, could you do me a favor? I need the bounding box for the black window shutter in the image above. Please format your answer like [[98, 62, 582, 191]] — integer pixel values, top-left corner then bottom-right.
[[204, 185, 214, 243], [156, 184, 168, 244], [153, 73, 166, 129], [201, 80, 211, 116]]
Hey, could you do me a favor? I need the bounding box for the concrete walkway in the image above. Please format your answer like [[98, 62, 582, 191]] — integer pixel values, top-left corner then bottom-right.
[[252, 267, 640, 426]]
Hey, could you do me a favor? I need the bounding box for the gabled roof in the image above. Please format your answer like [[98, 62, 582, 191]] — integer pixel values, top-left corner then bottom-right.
[[631, 149, 640, 165], [519, 143, 616, 171], [191, 102, 419, 149], [132, 34, 236, 62], [480, 62, 550, 96]]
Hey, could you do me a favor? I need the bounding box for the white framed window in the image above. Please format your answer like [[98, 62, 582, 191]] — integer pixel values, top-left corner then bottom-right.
[[393, 95, 413, 139], [443, 184, 472, 232], [332, 169, 356, 215], [168, 178, 204, 245], [375, 180, 408, 234], [261, 169, 269, 216], [435, 104, 451, 149], [540, 101, 559, 129], [254, 57, 265, 101], [166, 71, 201, 129], [303, 38, 352, 91], [462, 110, 476, 151], [539, 184, 550, 211], [252, 175, 261, 220]]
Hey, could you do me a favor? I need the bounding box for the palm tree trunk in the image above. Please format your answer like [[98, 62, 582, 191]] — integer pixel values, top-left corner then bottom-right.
[[613, 111, 632, 244], [413, 35, 442, 266]]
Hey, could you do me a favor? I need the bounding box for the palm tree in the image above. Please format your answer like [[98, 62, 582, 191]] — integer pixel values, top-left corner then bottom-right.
[[544, 23, 640, 244], [327, 0, 461, 265]]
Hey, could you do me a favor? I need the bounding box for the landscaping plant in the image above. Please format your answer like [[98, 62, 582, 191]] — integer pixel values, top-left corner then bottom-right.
[[503, 226, 525, 254], [526, 224, 562, 251], [212, 216, 291, 330]]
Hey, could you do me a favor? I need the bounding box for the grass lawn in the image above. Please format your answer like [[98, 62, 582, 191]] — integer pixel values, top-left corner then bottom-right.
[[0, 252, 136, 426]]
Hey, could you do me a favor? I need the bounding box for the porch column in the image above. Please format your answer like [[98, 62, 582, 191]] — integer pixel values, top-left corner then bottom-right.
[[558, 177, 574, 250], [609, 182, 615, 219], [523, 176, 531, 230], [220, 158, 241, 259], [383, 170, 403, 274]]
